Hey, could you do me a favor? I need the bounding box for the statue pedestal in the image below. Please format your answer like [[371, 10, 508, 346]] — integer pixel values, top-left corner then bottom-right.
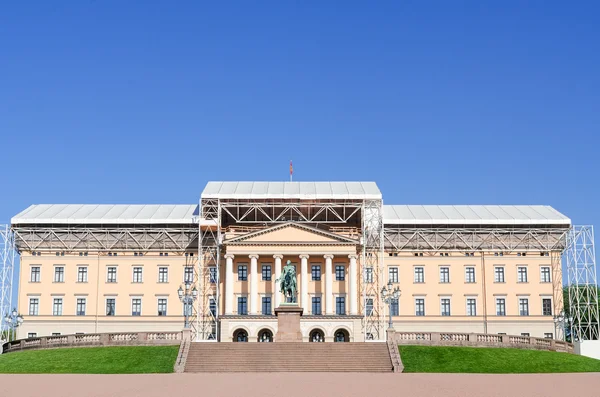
[[274, 305, 304, 342]]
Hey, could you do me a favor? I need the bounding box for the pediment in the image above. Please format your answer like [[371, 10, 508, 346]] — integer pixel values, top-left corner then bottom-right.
[[224, 223, 358, 245]]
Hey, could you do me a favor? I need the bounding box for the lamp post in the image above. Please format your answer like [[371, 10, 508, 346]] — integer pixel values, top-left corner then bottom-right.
[[4, 308, 24, 342], [381, 281, 401, 330], [553, 310, 565, 341], [178, 281, 198, 329]]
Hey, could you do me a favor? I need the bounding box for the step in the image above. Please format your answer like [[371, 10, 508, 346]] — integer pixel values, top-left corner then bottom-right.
[[184, 342, 393, 373]]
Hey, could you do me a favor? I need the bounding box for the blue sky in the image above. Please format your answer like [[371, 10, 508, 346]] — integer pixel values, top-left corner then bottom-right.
[[1, 2, 599, 303]]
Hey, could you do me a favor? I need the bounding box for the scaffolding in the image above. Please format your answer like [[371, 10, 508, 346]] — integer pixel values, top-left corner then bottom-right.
[[361, 199, 385, 341], [1, 225, 16, 340], [12, 225, 198, 252], [566, 225, 599, 341], [196, 198, 220, 341]]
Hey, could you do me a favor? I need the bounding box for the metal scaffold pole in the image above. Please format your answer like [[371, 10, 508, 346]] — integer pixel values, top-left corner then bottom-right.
[[566, 225, 600, 341], [1, 225, 17, 340], [361, 199, 384, 341], [196, 198, 220, 341]]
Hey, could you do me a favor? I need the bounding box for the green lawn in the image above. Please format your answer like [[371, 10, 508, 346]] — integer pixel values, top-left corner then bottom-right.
[[399, 345, 600, 373], [0, 345, 179, 374]]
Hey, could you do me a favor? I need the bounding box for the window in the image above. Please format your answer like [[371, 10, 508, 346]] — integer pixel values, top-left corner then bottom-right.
[[262, 296, 272, 315], [439, 267, 450, 283], [132, 298, 142, 316], [440, 298, 451, 316], [262, 265, 272, 281], [158, 267, 169, 283], [544, 333, 553, 339], [158, 298, 167, 316], [312, 297, 322, 315], [238, 265, 248, 281], [519, 298, 529, 316], [30, 267, 41, 282], [133, 267, 143, 283], [54, 266, 64, 283], [415, 298, 425, 316], [29, 298, 39, 315], [389, 267, 399, 283], [76, 298, 86, 316], [53, 298, 62, 316], [542, 298, 552, 316], [390, 298, 399, 316], [414, 267, 424, 283], [336, 296, 346, 315], [209, 297, 217, 316], [107, 267, 117, 283], [184, 266, 194, 283], [365, 268, 373, 283], [77, 267, 88, 283], [311, 265, 321, 281], [494, 267, 505, 283], [540, 267, 551, 283], [335, 265, 345, 281], [496, 298, 506, 316], [237, 296, 248, 315], [106, 298, 116, 316], [465, 267, 475, 283], [517, 267, 528, 283], [466, 298, 477, 316], [366, 298, 374, 316], [28, 333, 37, 338], [209, 267, 217, 283], [521, 333, 530, 337], [52, 333, 61, 336]]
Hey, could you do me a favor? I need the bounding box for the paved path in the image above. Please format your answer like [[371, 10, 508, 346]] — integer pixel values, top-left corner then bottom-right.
[[0, 373, 598, 397]]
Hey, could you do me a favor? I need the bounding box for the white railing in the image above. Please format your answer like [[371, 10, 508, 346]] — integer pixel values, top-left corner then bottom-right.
[[2, 331, 184, 354], [391, 331, 574, 353]]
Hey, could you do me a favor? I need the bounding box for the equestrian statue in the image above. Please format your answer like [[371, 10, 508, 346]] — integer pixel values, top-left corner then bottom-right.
[[276, 260, 297, 304]]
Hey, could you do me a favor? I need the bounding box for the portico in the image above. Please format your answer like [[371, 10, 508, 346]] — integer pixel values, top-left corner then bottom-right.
[[222, 223, 360, 317]]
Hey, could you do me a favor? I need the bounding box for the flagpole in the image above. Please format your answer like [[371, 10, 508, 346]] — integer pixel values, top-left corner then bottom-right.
[[290, 160, 292, 182]]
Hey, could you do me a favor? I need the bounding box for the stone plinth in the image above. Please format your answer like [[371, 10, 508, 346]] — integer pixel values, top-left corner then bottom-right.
[[274, 305, 303, 342]]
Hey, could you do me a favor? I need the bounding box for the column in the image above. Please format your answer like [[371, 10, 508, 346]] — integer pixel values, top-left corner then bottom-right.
[[300, 254, 309, 310], [324, 254, 334, 315], [225, 254, 235, 314], [349, 254, 358, 315], [249, 254, 259, 315], [273, 255, 283, 307]]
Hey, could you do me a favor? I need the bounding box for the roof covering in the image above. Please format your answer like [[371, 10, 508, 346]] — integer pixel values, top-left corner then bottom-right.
[[383, 205, 571, 226], [11, 204, 199, 225], [201, 181, 382, 200]]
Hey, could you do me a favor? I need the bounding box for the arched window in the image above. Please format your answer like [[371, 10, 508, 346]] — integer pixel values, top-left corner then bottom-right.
[[233, 329, 248, 342], [334, 329, 349, 342], [258, 329, 273, 342], [309, 329, 325, 342]]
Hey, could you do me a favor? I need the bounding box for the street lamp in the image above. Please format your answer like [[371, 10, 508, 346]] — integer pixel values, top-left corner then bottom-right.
[[178, 281, 198, 329], [553, 310, 565, 340], [381, 281, 401, 330], [4, 308, 24, 342]]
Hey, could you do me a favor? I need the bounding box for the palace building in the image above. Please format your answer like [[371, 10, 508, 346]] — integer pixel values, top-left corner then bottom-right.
[[11, 181, 571, 342]]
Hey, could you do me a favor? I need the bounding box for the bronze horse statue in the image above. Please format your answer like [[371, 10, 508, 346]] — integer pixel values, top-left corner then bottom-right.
[[277, 260, 297, 303]]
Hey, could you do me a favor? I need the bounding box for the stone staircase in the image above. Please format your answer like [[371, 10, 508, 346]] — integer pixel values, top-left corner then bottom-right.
[[184, 342, 393, 372]]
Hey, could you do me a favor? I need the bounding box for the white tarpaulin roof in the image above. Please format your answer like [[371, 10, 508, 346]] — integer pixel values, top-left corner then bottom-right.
[[201, 181, 382, 200], [383, 205, 570, 226], [11, 204, 199, 225]]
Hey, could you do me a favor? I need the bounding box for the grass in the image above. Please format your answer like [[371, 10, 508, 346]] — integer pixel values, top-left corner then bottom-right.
[[0, 345, 179, 374], [399, 345, 600, 373]]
